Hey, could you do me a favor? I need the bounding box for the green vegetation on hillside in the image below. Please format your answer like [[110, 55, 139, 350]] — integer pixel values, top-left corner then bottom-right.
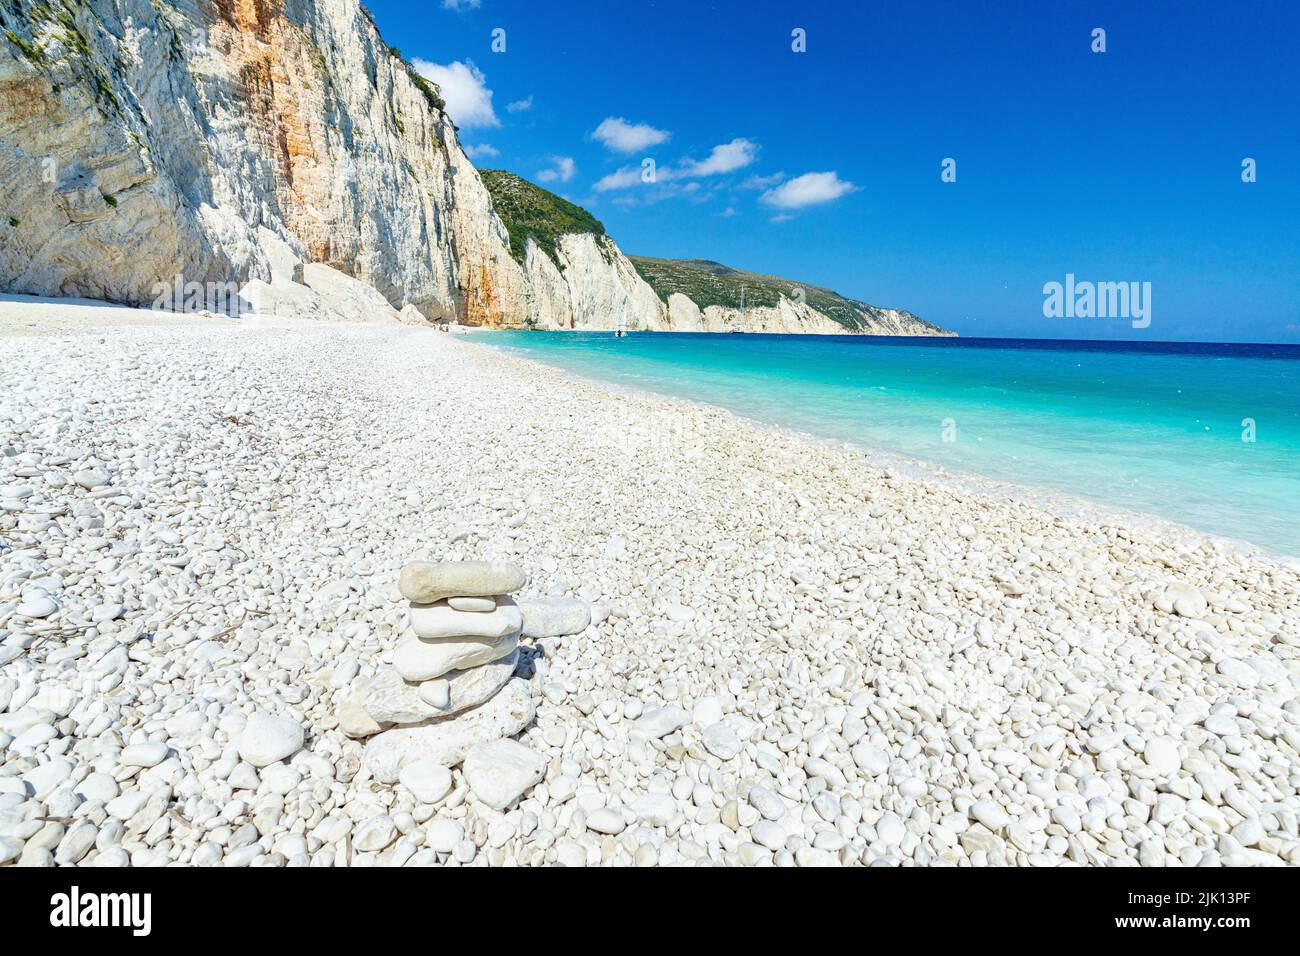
[[628, 257, 785, 311], [628, 256, 946, 333], [479, 169, 606, 269]]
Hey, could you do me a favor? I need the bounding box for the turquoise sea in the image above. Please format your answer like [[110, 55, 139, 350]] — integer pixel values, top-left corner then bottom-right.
[[469, 332, 1300, 558]]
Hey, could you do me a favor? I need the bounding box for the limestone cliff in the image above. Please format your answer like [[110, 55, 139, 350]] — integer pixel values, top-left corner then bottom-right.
[[0, 0, 509, 320], [516, 233, 668, 331], [0, 0, 950, 336], [475, 168, 667, 331]]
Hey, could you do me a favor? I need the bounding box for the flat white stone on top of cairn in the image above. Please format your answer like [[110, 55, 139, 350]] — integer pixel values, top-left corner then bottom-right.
[[398, 560, 526, 604]]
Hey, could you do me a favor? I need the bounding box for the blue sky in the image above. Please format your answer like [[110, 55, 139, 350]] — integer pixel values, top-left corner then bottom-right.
[[368, 0, 1300, 342]]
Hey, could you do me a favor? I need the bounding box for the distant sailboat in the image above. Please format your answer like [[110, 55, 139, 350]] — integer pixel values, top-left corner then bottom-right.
[[615, 303, 628, 337]]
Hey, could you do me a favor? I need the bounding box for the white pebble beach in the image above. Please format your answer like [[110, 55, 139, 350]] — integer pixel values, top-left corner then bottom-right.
[[1, 302, 1298, 867]]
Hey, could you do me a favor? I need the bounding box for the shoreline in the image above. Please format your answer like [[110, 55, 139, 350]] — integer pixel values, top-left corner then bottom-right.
[[463, 333, 1296, 565], [2, 304, 1298, 868]]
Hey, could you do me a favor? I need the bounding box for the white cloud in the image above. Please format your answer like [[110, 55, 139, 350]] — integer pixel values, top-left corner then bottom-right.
[[465, 143, 499, 160], [760, 171, 857, 209], [593, 137, 757, 194], [678, 138, 758, 177], [441, 0, 481, 10], [412, 59, 498, 128], [593, 116, 670, 154], [536, 156, 576, 184], [594, 166, 645, 192], [506, 96, 533, 113]]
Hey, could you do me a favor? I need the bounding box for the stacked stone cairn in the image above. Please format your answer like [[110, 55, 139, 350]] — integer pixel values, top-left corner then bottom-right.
[[340, 561, 547, 802]]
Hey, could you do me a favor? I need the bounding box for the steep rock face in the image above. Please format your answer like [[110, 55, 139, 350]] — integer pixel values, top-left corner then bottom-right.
[[665, 292, 703, 331], [457, 229, 671, 333], [700, 299, 858, 334], [691, 299, 937, 335], [443, 145, 531, 327], [518, 236, 569, 330], [664, 285, 950, 336], [0, 0, 503, 318], [473, 169, 666, 331], [517, 234, 667, 331], [1, 0, 215, 304]]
